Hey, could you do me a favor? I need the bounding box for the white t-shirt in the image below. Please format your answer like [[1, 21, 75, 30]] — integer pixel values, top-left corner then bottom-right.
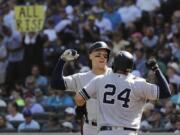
[[6, 112, 25, 121], [118, 5, 141, 24], [136, 0, 160, 12], [43, 29, 57, 41], [54, 19, 72, 32], [95, 18, 112, 35]]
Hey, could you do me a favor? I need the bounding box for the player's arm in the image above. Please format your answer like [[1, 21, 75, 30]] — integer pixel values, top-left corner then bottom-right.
[[75, 92, 86, 106], [50, 49, 79, 90], [75, 78, 97, 106], [146, 58, 171, 99]]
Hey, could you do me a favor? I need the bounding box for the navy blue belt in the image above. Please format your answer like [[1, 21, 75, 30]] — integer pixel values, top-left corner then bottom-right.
[[100, 126, 137, 131]]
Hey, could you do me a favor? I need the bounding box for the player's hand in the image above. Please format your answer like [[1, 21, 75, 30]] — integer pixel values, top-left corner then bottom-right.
[[146, 58, 158, 71], [60, 49, 79, 61], [75, 105, 86, 120]]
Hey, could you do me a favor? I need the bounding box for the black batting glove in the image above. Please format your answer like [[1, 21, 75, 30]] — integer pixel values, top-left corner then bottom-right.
[[146, 58, 159, 71], [75, 105, 86, 120]]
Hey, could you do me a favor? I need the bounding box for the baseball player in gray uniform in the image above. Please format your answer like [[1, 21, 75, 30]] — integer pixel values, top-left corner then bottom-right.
[[51, 41, 112, 135], [75, 51, 171, 135]]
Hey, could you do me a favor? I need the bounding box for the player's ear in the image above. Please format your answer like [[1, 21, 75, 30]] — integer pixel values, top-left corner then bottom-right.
[[89, 53, 93, 60]]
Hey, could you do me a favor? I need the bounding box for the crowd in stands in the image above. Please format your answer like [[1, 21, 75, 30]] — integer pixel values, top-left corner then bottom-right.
[[0, 0, 179, 133]]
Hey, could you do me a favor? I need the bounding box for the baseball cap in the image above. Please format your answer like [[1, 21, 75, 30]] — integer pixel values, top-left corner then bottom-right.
[[65, 107, 75, 115], [88, 15, 95, 20], [23, 109, 32, 117], [167, 62, 179, 73], [65, 5, 73, 15], [153, 108, 164, 115], [62, 121, 73, 129]]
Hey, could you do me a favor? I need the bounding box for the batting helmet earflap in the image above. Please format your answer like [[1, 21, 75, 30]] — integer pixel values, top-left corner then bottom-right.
[[88, 41, 110, 55], [112, 51, 134, 73]]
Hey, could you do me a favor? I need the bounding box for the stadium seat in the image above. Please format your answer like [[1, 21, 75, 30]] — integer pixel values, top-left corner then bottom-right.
[[41, 128, 62, 132], [0, 128, 16, 132], [43, 105, 56, 112], [10, 121, 24, 129], [19, 128, 40, 132], [32, 112, 55, 121], [55, 106, 67, 113]]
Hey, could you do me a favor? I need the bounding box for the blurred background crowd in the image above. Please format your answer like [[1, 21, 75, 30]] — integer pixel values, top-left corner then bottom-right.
[[0, 0, 179, 133]]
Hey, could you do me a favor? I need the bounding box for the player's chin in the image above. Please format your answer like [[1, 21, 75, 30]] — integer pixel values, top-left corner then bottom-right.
[[99, 63, 106, 68]]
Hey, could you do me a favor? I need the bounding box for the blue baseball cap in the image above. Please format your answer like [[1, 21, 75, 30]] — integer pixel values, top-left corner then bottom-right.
[[23, 109, 32, 117]]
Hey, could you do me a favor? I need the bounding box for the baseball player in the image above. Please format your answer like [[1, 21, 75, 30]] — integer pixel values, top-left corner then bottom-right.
[[51, 41, 112, 135], [75, 51, 171, 135]]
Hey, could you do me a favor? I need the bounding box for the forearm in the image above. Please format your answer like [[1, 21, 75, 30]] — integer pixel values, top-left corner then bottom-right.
[[75, 93, 86, 106], [155, 69, 171, 99], [50, 59, 66, 90]]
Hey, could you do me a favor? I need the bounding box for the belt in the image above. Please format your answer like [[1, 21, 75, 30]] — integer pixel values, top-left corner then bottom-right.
[[100, 126, 137, 132], [85, 120, 97, 126]]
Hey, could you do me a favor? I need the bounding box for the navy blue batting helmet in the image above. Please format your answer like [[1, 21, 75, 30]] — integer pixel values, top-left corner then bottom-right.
[[112, 51, 134, 73], [88, 41, 110, 55]]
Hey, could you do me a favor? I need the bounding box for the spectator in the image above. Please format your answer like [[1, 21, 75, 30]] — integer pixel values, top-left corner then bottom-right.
[[166, 62, 180, 86], [43, 19, 57, 42], [65, 5, 74, 21], [47, 90, 74, 107], [23, 76, 36, 98], [42, 115, 60, 130], [94, 9, 112, 39], [0, 97, 7, 107], [31, 65, 48, 91], [174, 118, 180, 134], [61, 121, 73, 132], [62, 107, 77, 132], [10, 91, 25, 107], [170, 83, 180, 105], [169, 33, 180, 61], [23, 97, 45, 114], [131, 32, 143, 46], [103, 4, 122, 31], [136, 0, 160, 12], [23, 32, 44, 77], [142, 26, 159, 49], [0, 33, 8, 85], [2, 25, 24, 91], [54, 9, 72, 33], [134, 45, 147, 77], [6, 102, 24, 121], [140, 102, 154, 131], [112, 32, 130, 54], [147, 108, 166, 132], [82, 15, 100, 43], [164, 101, 176, 121], [3, 2, 16, 32], [18, 109, 40, 132], [34, 88, 48, 106], [118, 0, 141, 24], [0, 114, 14, 129]]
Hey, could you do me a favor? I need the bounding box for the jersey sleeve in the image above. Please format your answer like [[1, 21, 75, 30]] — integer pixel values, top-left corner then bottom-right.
[[79, 78, 97, 100], [133, 79, 159, 100], [63, 74, 79, 92]]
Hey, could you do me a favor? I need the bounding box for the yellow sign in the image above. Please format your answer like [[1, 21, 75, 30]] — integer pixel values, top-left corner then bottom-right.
[[15, 5, 45, 32]]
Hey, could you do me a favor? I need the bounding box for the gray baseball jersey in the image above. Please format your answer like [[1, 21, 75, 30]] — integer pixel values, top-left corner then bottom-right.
[[63, 67, 112, 121], [79, 72, 159, 129]]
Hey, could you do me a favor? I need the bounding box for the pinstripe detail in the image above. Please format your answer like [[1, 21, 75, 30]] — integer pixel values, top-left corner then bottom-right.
[[79, 88, 90, 100]]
